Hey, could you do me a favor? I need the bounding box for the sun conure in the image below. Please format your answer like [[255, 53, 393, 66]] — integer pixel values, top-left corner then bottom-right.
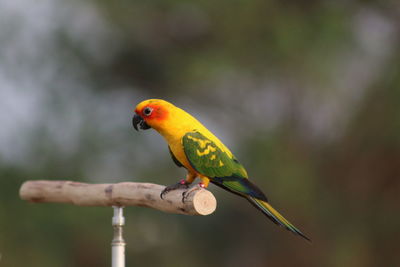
[[133, 99, 310, 241]]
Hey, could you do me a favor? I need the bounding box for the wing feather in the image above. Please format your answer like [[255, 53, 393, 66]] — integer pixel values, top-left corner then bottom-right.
[[182, 132, 247, 179]]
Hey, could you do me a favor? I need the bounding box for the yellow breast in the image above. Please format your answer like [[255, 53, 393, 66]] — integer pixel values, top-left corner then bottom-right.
[[168, 137, 197, 173]]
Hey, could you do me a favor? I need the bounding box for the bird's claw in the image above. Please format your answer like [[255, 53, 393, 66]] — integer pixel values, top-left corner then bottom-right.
[[181, 183, 205, 203], [160, 179, 190, 199]]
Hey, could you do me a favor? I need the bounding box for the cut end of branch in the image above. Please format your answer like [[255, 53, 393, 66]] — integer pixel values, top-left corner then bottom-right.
[[192, 190, 217, 215]]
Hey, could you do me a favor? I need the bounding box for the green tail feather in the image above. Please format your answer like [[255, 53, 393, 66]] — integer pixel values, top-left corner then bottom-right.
[[248, 197, 311, 242], [210, 176, 310, 241]]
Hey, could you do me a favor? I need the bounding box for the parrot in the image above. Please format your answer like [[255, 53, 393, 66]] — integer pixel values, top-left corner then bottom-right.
[[132, 99, 310, 241]]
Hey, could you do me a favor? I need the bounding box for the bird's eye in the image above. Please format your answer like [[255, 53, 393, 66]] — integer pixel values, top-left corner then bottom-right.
[[143, 107, 153, 116]]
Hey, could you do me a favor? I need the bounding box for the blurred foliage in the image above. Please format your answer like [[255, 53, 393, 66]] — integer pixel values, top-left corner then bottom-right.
[[1, 0, 400, 266]]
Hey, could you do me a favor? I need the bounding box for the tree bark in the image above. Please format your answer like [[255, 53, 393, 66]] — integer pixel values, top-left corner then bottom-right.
[[19, 180, 217, 216]]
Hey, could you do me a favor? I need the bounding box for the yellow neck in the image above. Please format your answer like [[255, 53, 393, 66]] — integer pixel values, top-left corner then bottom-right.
[[152, 107, 198, 143]]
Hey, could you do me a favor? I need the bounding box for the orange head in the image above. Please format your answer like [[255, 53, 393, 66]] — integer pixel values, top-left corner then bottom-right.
[[132, 99, 173, 131]]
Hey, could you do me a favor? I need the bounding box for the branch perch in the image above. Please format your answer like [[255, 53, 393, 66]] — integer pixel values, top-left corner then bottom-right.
[[19, 180, 217, 216]]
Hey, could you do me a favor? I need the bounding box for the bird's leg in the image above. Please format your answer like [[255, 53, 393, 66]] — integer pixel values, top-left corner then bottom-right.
[[182, 176, 210, 203], [160, 173, 196, 199]]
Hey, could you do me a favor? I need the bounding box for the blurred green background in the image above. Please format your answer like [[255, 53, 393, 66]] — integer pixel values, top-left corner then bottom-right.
[[1, 0, 399, 266]]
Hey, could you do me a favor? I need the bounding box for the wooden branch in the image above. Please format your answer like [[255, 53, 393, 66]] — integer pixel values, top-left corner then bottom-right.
[[19, 180, 217, 216]]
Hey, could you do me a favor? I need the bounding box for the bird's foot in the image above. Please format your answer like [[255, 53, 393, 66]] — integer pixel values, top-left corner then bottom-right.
[[160, 179, 190, 199], [182, 182, 206, 203]]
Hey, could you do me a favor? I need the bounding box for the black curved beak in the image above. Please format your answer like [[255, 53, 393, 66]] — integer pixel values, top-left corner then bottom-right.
[[132, 114, 151, 131]]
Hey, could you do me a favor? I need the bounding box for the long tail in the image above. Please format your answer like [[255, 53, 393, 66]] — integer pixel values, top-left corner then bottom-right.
[[211, 176, 311, 241], [247, 196, 311, 241]]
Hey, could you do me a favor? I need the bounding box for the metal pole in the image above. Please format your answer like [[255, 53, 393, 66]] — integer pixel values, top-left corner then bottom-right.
[[112, 206, 126, 267]]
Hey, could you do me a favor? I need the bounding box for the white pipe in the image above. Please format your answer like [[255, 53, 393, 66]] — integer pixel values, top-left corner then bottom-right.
[[112, 206, 126, 267]]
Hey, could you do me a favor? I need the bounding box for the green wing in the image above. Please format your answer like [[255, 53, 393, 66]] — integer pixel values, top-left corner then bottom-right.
[[182, 131, 247, 179], [183, 131, 268, 201]]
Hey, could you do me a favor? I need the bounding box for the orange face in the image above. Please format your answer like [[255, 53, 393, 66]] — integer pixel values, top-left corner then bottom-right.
[[133, 99, 171, 130], [135, 103, 169, 122]]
